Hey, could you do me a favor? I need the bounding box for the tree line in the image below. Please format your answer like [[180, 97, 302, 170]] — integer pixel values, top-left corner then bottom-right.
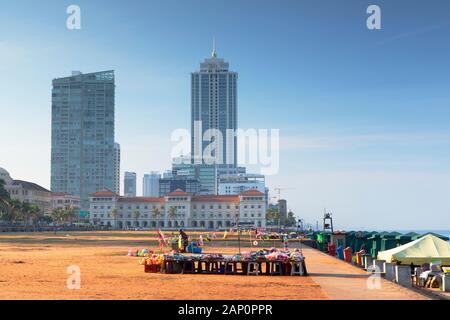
[[266, 207, 297, 227], [0, 179, 77, 226]]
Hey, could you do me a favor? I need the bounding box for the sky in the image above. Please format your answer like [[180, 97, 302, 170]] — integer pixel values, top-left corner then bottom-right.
[[0, 0, 449, 230]]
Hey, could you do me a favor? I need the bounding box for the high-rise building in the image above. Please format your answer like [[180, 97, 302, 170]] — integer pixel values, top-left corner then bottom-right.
[[278, 199, 288, 225], [143, 172, 160, 197], [158, 176, 201, 197], [218, 173, 266, 195], [114, 142, 120, 195], [51, 70, 115, 209], [172, 157, 217, 195], [124, 172, 136, 197], [191, 43, 237, 167]]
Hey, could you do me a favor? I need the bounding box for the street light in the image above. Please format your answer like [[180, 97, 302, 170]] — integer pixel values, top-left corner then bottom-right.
[[235, 213, 241, 254]]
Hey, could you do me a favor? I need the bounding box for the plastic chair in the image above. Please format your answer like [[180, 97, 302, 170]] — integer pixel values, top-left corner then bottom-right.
[[290, 261, 305, 276], [270, 261, 283, 275]]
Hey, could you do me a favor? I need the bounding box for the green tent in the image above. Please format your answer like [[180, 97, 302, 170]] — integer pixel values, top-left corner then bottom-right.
[[396, 232, 420, 246], [377, 234, 450, 265], [412, 232, 449, 242]]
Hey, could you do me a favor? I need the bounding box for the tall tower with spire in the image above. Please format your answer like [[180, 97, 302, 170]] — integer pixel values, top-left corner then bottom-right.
[[191, 41, 238, 167]]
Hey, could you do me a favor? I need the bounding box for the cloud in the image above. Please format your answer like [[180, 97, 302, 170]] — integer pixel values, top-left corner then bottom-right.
[[376, 20, 450, 46]]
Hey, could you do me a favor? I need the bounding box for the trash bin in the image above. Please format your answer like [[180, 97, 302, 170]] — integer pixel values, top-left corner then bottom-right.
[[344, 247, 353, 263], [356, 250, 366, 266], [328, 243, 336, 256], [443, 272, 450, 292], [336, 245, 344, 260]]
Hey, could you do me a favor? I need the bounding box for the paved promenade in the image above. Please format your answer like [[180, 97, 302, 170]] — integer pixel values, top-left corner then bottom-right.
[[303, 246, 430, 300]]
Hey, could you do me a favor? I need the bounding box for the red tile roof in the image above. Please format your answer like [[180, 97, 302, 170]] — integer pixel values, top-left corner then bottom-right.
[[192, 195, 240, 202], [167, 189, 190, 196], [51, 192, 68, 196], [118, 197, 165, 203], [90, 189, 118, 197], [240, 190, 265, 196]]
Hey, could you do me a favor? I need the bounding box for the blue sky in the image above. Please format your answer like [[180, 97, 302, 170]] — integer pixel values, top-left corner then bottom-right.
[[1, 0, 449, 229]]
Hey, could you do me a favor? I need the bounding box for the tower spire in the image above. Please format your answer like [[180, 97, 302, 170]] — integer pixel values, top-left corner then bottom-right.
[[212, 37, 217, 58]]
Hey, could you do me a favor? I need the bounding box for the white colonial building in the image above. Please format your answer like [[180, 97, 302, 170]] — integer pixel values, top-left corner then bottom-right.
[[89, 189, 266, 229], [51, 192, 81, 211]]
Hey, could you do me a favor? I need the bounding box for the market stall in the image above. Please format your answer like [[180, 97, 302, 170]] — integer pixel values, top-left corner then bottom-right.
[[139, 248, 307, 276]]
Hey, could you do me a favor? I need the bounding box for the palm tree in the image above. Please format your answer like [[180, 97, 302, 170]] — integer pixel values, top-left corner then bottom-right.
[[133, 209, 141, 227], [64, 207, 77, 224], [266, 207, 280, 225], [168, 206, 177, 220], [151, 207, 160, 228], [0, 199, 13, 223], [50, 208, 64, 225], [10, 199, 24, 225], [0, 178, 10, 206], [0, 179, 12, 223], [151, 207, 160, 219], [28, 204, 42, 228], [111, 208, 119, 229], [21, 202, 33, 227], [286, 210, 296, 227]]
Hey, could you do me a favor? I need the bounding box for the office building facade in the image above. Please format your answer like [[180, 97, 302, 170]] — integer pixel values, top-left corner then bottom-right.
[[143, 172, 160, 197], [218, 173, 266, 195], [191, 47, 238, 167], [158, 176, 201, 197], [114, 143, 120, 195], [124, 172, 137, 197], [51, 70, 115, 209]]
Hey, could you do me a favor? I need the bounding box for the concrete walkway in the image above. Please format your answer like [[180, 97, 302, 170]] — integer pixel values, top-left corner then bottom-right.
[[303, 246, 430, 300]]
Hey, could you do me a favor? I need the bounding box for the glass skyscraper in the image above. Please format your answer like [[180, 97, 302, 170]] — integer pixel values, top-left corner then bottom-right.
[[114, 142, 121, 195], [143, 172, 161, 197], [51, 70, 115, 209], [124, 171, 137, 197], [191, 47, 238, 167]]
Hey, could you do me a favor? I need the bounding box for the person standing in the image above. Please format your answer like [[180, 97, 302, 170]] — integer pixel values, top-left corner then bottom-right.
[[179, 229, 189, 253]]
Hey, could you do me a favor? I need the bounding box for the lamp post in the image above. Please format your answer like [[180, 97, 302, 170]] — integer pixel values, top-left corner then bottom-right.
[[235, 213, 241, 254]]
